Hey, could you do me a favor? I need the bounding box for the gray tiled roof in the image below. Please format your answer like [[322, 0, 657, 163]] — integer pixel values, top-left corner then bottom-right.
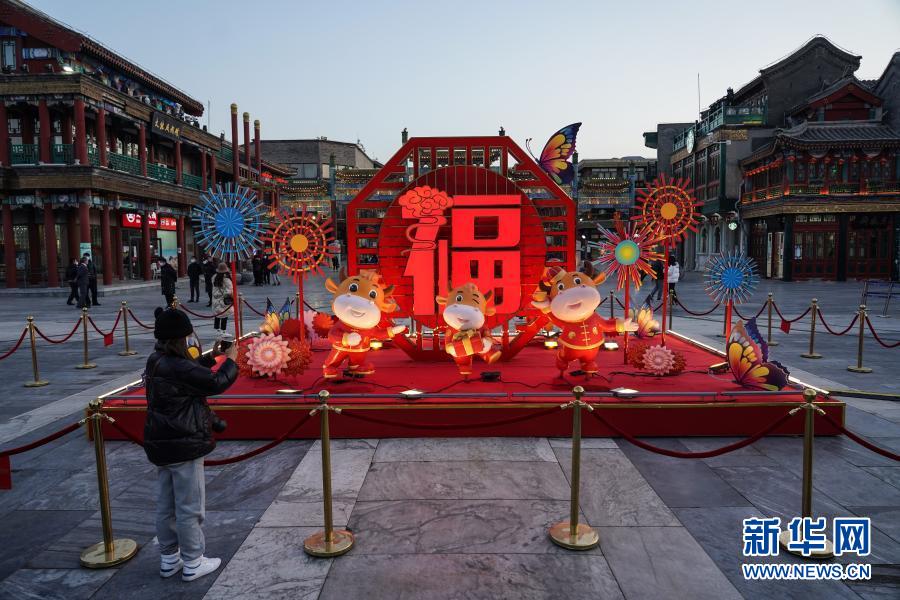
[[777, 121, 900, 144]]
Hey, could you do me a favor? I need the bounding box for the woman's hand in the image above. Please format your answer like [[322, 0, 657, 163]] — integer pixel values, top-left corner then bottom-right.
[[224, 343, 238, 362]]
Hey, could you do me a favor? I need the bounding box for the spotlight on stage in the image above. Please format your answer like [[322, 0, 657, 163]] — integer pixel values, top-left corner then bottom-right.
[[602, 341, 619, 351], [611, 387, 639, 398], [401, 388, 424, 398], [544, 339, 559, 349], [370, 340, 383, 350], [276, 389, 302, 394], [708, 361, 730, 374]]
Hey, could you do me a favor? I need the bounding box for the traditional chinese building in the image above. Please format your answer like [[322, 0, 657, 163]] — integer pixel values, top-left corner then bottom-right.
[[0, 0, 290, 287], [740, 56, 900, 281], [573, 157, 657, 259], [645, 36, 879, 273]]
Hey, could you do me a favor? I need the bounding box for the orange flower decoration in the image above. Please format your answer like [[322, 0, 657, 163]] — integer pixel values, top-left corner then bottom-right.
[[398, 185, 453, 218]]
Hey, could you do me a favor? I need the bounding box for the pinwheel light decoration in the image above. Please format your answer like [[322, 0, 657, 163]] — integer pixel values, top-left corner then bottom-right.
[[264, 206, 334, 283], [596, 219, 663, 291], [705, 251, 759, 305], [193, 184, 267, 262], [633, 174, 702, 243]]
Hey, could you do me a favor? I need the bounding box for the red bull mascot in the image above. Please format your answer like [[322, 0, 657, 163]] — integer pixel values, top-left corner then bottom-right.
[[532, 266, 637, 376], [322, 270, 406, 379], [436, 282, 502, 376]]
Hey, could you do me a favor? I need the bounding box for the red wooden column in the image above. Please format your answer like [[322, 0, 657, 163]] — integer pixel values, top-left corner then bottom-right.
[[210, 152, 217, 188], [113, 213, 123, 280], [200, 149, 208, 190], [101, 205, 112, 285], [230, 104, 239, 183], [0, 103, 8, 165], [138, 124, 148, 177], [254, 120, 261, 170], [3, 204, 16, 288], [176, 216, 186, 277], [27, 210, 40, 284], [175, 140, 183, 185], [43, 203, 59, 287], [73, 97, 88, 165], [96, 108, 107, 167], [79, 197, 91, 248], [243, 112, 251, 170], [38, 99, 51, 163], [141, 210, 151, 281], [66, 211, 79, 262]]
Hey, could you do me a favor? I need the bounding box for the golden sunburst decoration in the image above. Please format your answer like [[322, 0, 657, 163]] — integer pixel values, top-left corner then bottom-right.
[[596, 218, 663, 291], [264, 206, 334, 283], [634, 174, 702, 243]]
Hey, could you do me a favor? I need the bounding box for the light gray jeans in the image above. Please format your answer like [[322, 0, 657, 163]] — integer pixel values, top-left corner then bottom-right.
[[156, 457, 206, 562]]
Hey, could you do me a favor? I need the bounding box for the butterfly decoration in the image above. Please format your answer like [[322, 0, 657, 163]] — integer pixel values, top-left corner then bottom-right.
[[527, 122, 581, 185], [629, 306, 660, 339], [260, 297, 293, 335], [727, 318, 790, 391]]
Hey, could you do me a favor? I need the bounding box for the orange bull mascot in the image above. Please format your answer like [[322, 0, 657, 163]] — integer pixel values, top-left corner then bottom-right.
[[532, 266, 637, 376], [436, 283, 502, 376], [323, 270, 406, 379]]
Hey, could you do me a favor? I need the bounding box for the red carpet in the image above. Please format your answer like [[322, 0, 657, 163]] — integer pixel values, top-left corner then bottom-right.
[[102, 333, 844, 440]]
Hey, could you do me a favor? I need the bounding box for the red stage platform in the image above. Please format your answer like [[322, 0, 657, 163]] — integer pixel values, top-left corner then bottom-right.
[[100, 332, 844, 440]]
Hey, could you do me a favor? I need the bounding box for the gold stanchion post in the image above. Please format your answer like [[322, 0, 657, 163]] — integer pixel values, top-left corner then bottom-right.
[[172, 295, 179, 309], [304, 390, 354, 557], [800, 299, 822, 359], [295, 291, 301, 319], [609, 290, 614, 319], [847, 304, 872, 373], [76, 308, 97, 369], [24, 316, 48, 387], [238, 292, 244, 329], [118, 302, 137, 356], [80, 398, 138, 568], [667, 293, 674, 332], [549, 386, 599, 550], [767, 293, 779, 346], [779, 389, 834, 559]]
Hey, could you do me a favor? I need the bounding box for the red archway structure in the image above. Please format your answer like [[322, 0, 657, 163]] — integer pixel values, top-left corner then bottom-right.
[[346, 136, 576, 359]]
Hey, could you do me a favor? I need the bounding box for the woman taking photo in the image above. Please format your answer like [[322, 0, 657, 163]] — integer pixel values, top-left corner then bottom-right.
[[211, 262, 233, 338], [144, 307, 238, 581]]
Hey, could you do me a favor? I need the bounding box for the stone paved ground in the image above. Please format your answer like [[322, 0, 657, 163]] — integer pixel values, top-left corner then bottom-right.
[[0, 270, 898, 599]]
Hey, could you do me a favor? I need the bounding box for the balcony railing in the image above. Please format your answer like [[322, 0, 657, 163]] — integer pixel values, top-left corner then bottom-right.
[[108, 152, 142, 176], [148, 163, 177, 184], [52, 143, 73, 164], [217, 145, 233, 162], [182, 172, 203, 190], [742, 181, 900, 203], [87, 146, 100, 167], [10, 143, 37, 165]]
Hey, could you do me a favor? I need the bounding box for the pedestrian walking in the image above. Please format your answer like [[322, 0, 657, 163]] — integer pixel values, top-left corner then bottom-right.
[[202, 256, 215, 307], [84, 253, 100, 306], [251, 253, 262, 286], [667, 255, 680, 303], [187, 257, 202, 302], [65, 258, 80, 306], [269, 261, 281, 286], [262, 252, 271, 285], [160, 259, 178, 307], [643, 258, 665, 306], [211, 263, 233, 338], [144, 307, 238, 582], [76, 256, 91, 309]]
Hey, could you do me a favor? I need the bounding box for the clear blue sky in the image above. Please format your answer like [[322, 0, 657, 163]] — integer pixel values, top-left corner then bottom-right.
[[28, 0, 900, 163]]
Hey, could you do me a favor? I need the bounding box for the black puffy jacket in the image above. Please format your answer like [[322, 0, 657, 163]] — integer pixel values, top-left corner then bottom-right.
[[143, 345, 238, 466]]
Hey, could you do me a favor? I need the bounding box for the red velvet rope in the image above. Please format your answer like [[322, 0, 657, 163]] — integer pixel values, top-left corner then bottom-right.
[[178, 305, 232, 319], [242, 298, 265, 316], [339, 405, 561, 431], [0, 328, 28, 360], [772, 303, 811, 324], [0, 420, 82, 458], [733, 302, 766, 321], [127, 309, 155, 330], [819, 411, 900, 461], [817, 311, 858, 336], [33, 319, 82, 344], [87, 312, 122, 337], [674, 298, 721, 316], [588, 407, 796, 458], [865, 316, 900, 348], [106, 410, 314, 467]]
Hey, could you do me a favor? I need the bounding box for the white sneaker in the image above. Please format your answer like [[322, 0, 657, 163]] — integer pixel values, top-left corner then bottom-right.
[[160, 552, 183, 578], [182, 556, 221, 581]]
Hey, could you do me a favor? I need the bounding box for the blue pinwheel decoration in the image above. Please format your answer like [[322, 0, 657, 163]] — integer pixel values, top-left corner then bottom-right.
[[193, 184, 267, 262], [705, 250, 759, 305]]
